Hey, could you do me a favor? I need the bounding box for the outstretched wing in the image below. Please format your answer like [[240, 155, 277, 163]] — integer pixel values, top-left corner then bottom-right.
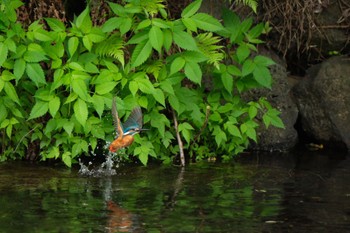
[[122, 107, 143, 133], [111, 97, 123, 137]]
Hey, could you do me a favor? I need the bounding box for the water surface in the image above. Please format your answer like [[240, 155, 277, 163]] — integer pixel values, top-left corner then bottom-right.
[[0, 150, 349, 232]]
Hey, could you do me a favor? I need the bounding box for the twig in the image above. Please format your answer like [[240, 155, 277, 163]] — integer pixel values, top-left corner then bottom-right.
[[172, 108, 185, 167], [13, 124, 39, 155], [193, 105, 211, 142]]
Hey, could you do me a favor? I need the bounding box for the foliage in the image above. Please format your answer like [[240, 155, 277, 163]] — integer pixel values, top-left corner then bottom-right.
[[0, 0, 284, 167]]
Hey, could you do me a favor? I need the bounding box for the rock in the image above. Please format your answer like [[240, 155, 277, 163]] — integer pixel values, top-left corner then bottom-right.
[[292, 55, 350, 149], [242, 52, 299, 151]]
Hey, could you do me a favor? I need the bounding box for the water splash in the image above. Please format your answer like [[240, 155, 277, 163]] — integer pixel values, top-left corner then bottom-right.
[[78, 154, 119, 177]]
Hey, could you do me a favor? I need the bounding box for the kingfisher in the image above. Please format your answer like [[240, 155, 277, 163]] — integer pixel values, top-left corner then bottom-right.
[[109, 97, 145, 153]]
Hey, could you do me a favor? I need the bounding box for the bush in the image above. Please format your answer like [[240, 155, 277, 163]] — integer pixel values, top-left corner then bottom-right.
[[0, 0, 284, 167]]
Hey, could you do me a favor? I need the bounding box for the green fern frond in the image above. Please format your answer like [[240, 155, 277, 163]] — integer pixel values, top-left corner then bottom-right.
[[235, 0, 258, 13], [196, 33, 224, 69], [95, 34, 125, 66], [128, 0, 165, 17], [143, 60, 163, 80]]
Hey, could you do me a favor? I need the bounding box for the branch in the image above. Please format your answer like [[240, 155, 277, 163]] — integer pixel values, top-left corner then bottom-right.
[[172, 108, 185, 167]]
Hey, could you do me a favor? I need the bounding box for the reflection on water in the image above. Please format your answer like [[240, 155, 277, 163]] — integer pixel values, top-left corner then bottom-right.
[[0, 150, 349, 233]]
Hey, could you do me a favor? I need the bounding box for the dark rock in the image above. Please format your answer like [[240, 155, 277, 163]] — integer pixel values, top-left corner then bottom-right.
[[242, 52, 299, 151], [293, 56, 350, 149]]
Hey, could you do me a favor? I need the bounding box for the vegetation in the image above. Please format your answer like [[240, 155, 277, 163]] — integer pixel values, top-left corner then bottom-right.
[[0, 0, 283, 167]]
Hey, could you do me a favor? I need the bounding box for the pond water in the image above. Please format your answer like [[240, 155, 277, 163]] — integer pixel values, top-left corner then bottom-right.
[[0, 149, 349, 233]]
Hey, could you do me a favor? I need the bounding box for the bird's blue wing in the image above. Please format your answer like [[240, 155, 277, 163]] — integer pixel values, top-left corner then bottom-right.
[[122, 107, 143, 133], [112, 97, 123, 137]]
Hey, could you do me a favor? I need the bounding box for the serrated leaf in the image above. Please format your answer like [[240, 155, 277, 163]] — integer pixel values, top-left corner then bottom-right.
[[71, 77, 89, 101], [191, 13, 223, 32], [33, 29, 52, 41], [173, 30, 198, 51], [181, 0, 202, 18], [63, 120, 75, 136], [23, 50, 47, 62], [49, 96, 60, 117], [241, 59, 255, 77], [83, 36, 92, 51], [62, 152, 72, 167], [170, 56, 185, 75], [14, 58, 26, 80], [129, 80, 139, 96], [254, 55, 275, 66], [160, 80, 174, 95], [163, 29, 172, 52], [68, 37, 79, 57], [253, 66, 272, 88], [101, 17, 122, 33], [237, 44, 250, 63], [91, 94, 104, 117], [248, 105, 257, 119], [120, 17, 132, 35], [149, 26, 163, 53], [131, 40, 152, 68], [74, 98, 88, 126], [221, 72, 233, 92], [152, 88, 165, 106], [4, 82, 20, 104], [95, 81, 117, 95], [26, 63, 46, 86], [184, 61, 202, 84], [75, 8, 92, 33], [182, 17, 197, 32], [0, 43, 8, 67], [226, 124, 241, 138], [28, 100, 49, 120], [45, 18, 65, 32]]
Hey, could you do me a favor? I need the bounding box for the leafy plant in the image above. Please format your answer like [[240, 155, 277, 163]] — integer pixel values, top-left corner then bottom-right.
[[0, 0, 284, 167]]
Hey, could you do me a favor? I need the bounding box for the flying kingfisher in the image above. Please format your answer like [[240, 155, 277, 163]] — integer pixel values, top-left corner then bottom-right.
[[109, 97, 145, 153]]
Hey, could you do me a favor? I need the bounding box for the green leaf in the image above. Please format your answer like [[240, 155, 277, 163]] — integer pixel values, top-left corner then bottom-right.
[[221, 72, 233, 92], [246, 127, 257, 142], [13, 58, 26, 80], [178, 122, 194, 144], [83, 36, 92, 51], [4, 82, 20, 104], [170, 56, 185, 75], [184, 61, 202, 84], [137, 78, 155, 94], [75, 8, 92, 33], [248, 105, 257, 119], [129, 80, 139, 96], [71, 78, 89, 101], [95, 81, 117, 95], [181, 0, 202, 18], [191, 13, 223, 32], [120, 17, 132, 35], [0, 43, 8, 67], [33, 29, 52, 41], [163, 29, 172, 52], [62, 152, 72, 167], [26, 63, 46, 86], [101, 17, 122, 32], [63, 120, 75, 136], [45, 18, 65, 32], [91, 94, 104, 117], [49, 96, 60, 117], [131, 40, 152, 68], [253, 66, 272, 88], [182, 17, 197, 32], [160, 80, 174, 95], [23, 50, 47, 62], [226, 124, 241, 138], [173, 30, 198, 51], [74, 98, 88, 126], [236, 44, 250, 63], [68, 37, 79, 57], [28, 100, 49, 120], [241, 59, 255, 77], [152, 88, 165, 106], [254, 55, 275, 66], [149, 26, 163, 53]]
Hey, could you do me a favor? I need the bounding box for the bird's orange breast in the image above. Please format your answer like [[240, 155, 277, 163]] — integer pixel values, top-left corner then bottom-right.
[[109, 135, 135, 152]]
